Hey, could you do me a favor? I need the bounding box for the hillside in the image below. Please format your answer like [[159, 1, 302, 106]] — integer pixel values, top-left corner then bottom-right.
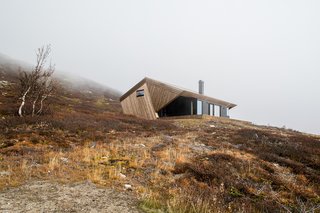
[[0, 54, 121, 116], [0, 58, 319, 212]]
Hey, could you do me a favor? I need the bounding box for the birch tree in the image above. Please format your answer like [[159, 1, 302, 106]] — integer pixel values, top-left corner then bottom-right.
[[18, 69, 34, 117], [17, 45, 56, 117], [34, 64, 55, 116]]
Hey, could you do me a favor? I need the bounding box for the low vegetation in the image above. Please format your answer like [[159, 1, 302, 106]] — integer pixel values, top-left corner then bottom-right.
[[0, 65, 319, 212]]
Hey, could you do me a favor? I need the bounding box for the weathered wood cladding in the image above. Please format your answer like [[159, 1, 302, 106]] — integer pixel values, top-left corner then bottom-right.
[[120, 77, 236, 120], [147, 81, 181, 112], [120, 78, 146, 102], [120, 83, 157, 120]]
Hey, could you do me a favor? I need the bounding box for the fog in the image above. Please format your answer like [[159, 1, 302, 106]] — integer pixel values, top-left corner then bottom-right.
[[1, 1, 319, 134]]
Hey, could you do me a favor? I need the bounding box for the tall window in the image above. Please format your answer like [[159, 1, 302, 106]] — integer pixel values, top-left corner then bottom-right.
[[214, 105, 220, 117], [197, 100, 202, 115], [210, 104, 213, 116], [221, 107, 229, 117]]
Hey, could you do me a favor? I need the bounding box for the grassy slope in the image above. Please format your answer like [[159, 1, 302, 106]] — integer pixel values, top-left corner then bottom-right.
[[0, 67, 319, 212]]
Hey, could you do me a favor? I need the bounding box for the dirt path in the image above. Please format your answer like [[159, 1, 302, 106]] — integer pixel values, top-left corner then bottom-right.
[[0, 181, 141, 213]]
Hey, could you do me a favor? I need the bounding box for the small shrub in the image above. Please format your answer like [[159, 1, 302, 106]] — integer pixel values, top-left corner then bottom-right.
[[229, 186, 243, 197]]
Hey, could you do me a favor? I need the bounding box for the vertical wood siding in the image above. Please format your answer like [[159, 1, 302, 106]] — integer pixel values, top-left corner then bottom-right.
[[120, 83, 157, 120], [147, 82, 181, 112]]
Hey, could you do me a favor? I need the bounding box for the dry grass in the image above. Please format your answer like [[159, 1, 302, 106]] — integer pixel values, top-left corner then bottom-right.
[[1, 70, 319, 212], [1, 116, 319, 212]]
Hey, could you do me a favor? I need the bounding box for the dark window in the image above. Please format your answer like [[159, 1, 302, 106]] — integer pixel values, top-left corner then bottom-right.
[[136, 89, 144, 97], [158, 96, 197, 117]]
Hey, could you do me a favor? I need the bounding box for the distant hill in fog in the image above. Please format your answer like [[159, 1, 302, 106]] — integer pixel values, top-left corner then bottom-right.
[[0, 53, 121, 99]]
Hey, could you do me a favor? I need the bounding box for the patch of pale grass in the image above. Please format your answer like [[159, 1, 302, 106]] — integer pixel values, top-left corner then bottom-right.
[[88, 166, 106, 184], [20, 159, 31, 178], [48, 155, 59, 172]]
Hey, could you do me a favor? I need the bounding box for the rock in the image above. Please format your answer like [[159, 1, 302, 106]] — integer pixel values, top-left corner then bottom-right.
[[173, 173, 187, 180], [189, 143, 214, 152], [119, 173, 126, 179], [151, 143, 167, 151], [235, 144, 243, 149], [124, 184, 132, 191], [162, 135, 174, 143], [60, 157, 69, 163], [209, 124, 215, 128]]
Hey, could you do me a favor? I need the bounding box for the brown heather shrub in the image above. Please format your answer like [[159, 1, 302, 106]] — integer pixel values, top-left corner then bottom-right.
[[228, 129, 320, 189], [1, 78, 319, 212], [171, 149, 320, 212]]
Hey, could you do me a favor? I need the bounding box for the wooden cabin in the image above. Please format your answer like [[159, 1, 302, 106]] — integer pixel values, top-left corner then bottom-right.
[[120, 77, 236, 120]]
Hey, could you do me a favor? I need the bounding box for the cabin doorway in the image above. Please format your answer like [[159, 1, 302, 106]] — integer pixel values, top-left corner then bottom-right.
[[158, 96, 197, 117]]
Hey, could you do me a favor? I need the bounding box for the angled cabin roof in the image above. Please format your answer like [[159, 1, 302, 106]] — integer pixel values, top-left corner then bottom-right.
[[120, 77, 236, 110]]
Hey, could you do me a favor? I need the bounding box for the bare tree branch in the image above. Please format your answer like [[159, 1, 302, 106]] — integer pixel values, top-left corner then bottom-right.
[[17, 45, 56, 117]]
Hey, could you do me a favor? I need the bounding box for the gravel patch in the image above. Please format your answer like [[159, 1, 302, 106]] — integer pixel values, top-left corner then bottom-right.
[[0, 181, 141, 213]]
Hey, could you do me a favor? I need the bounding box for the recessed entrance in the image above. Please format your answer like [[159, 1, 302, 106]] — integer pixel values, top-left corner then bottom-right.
[[158, 96, 197, 117]]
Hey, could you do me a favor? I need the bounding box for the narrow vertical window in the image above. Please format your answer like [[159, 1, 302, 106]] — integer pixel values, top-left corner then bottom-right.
[[197, 100, 202, 115], [210, 104, 213, 116], [214, 105, 220, 117]]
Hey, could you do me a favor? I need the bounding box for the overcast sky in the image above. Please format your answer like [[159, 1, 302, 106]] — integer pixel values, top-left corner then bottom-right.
[[1, 0, 319, 134]]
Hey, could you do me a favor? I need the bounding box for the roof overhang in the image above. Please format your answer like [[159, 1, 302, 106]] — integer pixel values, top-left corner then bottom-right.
[[180, 91, 237, 109], [120, 77, 237, 109]]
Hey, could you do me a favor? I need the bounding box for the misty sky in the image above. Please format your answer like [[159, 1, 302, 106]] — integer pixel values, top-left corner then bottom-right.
[[1, 1, 320, 134]]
